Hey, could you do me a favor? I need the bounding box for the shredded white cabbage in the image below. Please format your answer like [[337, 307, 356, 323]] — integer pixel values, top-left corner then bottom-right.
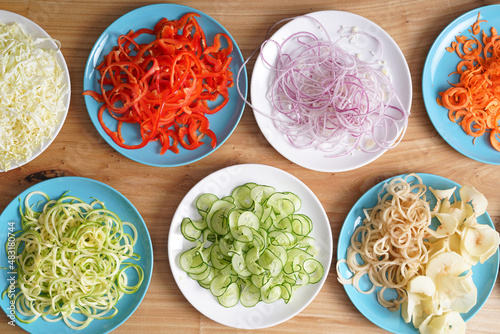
[[0, 23, 67, 171]]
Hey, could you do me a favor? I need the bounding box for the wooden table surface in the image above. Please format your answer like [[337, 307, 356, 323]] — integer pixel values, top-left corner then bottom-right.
[[1, 0, 499, 333]]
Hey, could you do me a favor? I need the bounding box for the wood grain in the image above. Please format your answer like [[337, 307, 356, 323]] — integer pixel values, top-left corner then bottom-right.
[[0, 0, 499, 333]]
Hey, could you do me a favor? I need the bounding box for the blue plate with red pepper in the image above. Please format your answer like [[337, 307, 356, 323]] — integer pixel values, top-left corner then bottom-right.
[[83, 4, 247, 167]]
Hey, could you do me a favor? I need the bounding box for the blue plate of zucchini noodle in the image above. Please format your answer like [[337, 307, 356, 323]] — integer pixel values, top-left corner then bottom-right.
[[0, 177, 153, 333]]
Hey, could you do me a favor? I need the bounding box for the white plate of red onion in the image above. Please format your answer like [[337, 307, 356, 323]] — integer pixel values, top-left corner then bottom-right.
[[250, 11, 412, 172]]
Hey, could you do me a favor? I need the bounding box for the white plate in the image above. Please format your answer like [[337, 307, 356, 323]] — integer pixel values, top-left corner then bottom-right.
[[251, 11, 412, 172], [0, 10, 71, 172], [168, 164, 332, 329]]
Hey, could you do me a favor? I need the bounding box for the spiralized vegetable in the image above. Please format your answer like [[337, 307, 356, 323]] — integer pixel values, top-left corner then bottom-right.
[[179, 183, 324, 307], [83, 13, 233, 154], [10, 191, 143, 330], [438, 13, 500, 151], [239, 16, 409, 156], [0, 23, 67, 171], [337, 174, 431, 311]]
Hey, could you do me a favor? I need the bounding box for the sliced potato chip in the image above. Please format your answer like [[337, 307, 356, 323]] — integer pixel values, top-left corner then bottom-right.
[[408, 275, 436, 296], [447, 234, 461, 255], [419, 311, 466, 334], [429, 186, 456, 202], [403, 276, 439, 328], [428, 213, 459, 238], [479, 230, 500, 263], [435, 275, 477, 313], [411, 297, 437, 329], [426, 251, 471, 281], [438, 198, 452, 214], [428, 238, 449, 260], [461, 224, 499, 262], [462, 213, 477, 228], [459, 185, 488, 217], [401, 299, 413, 324], [411, 185, 495, 334]]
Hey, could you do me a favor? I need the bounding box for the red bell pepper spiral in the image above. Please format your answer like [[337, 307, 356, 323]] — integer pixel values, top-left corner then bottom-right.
[[84, 13, 234, 154]]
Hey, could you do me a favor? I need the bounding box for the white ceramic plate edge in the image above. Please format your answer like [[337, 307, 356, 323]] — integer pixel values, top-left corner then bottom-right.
[[168, 164, 333, 329], [250, 11, 412, 172], [0, 10, 71, 172]]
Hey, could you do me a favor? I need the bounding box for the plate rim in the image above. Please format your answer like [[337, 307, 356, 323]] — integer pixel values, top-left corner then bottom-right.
[[167, 163, 333, 329], [422, 4, 500, 165], [0, 10, 71, 173], [337, 172, 500, 333], [250, 10, 413, 173], [0, 176, 154, 334], [83, 3, 248, 168]]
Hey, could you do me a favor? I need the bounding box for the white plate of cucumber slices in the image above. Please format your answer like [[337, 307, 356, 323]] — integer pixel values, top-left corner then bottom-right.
[[168, 164, 332, 329]]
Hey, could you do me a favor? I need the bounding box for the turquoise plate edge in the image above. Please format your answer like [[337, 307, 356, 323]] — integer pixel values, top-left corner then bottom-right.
[[337, 173, 499, 333], [422, 5, 500, 165], [83, 3, 248, 167], [0, 177, 154, 334]]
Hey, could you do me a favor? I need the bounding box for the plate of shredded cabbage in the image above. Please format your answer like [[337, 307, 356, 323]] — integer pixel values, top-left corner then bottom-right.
[[83, 4, 247, 167], [250, 11, 412, 172], [0, 10, 71, 172], [0, 177, 154, 333], [168, 164, 332, 329], [336, 173, 499, 333]]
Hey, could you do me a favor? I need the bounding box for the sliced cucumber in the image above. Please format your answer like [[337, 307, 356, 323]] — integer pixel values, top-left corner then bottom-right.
[[250, 185, 275, 204], [217, 282, 240, 308], [206, 200, 235, 236], [179, 243, 209, 275], [179, 183, 323, 308], [231, 252, 251, 277], [181, 217, 202, 242], [267, 194, 295, 216], [261, 281, 282, 304], [269, 230, 297, 247], [210, 274, 232, 297], [245, 246, 265, 275], [291, 214, 312, 236], [268, 244, 287, 266], [210, 243, 230, 270], [303, 258, 324, 284], [188, 265, 212, 281], [231, 185, 253, 209], [196, 193, 219, 213], [258, 249, 283, 277], [240, 282, 260, 307]]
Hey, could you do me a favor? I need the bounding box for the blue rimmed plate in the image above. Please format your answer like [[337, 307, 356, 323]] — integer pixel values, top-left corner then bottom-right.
[[83, 4, 247, 167], [0, 177, 153, 333], [337, 173, 499, 333], [422, 5, 500, 164]]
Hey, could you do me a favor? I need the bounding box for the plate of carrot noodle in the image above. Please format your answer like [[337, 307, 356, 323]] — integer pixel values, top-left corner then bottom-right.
[[423, 5, 500, 164], [336, 173, 499, 333], [83, 4, 247, 167]]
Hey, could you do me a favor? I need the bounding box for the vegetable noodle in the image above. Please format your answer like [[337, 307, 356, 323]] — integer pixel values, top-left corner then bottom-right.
[[179, 182, 324, 308], [0, 23, 67, 171], [9, 191, 143, 329], [438, 13, 500, 151], [239, 15, 409, 157], [337, 174, 431, 311], [83, 13, 233, 154]]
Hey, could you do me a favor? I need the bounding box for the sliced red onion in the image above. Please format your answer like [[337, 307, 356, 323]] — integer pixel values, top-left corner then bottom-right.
[[237, 16, 409, 157]]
